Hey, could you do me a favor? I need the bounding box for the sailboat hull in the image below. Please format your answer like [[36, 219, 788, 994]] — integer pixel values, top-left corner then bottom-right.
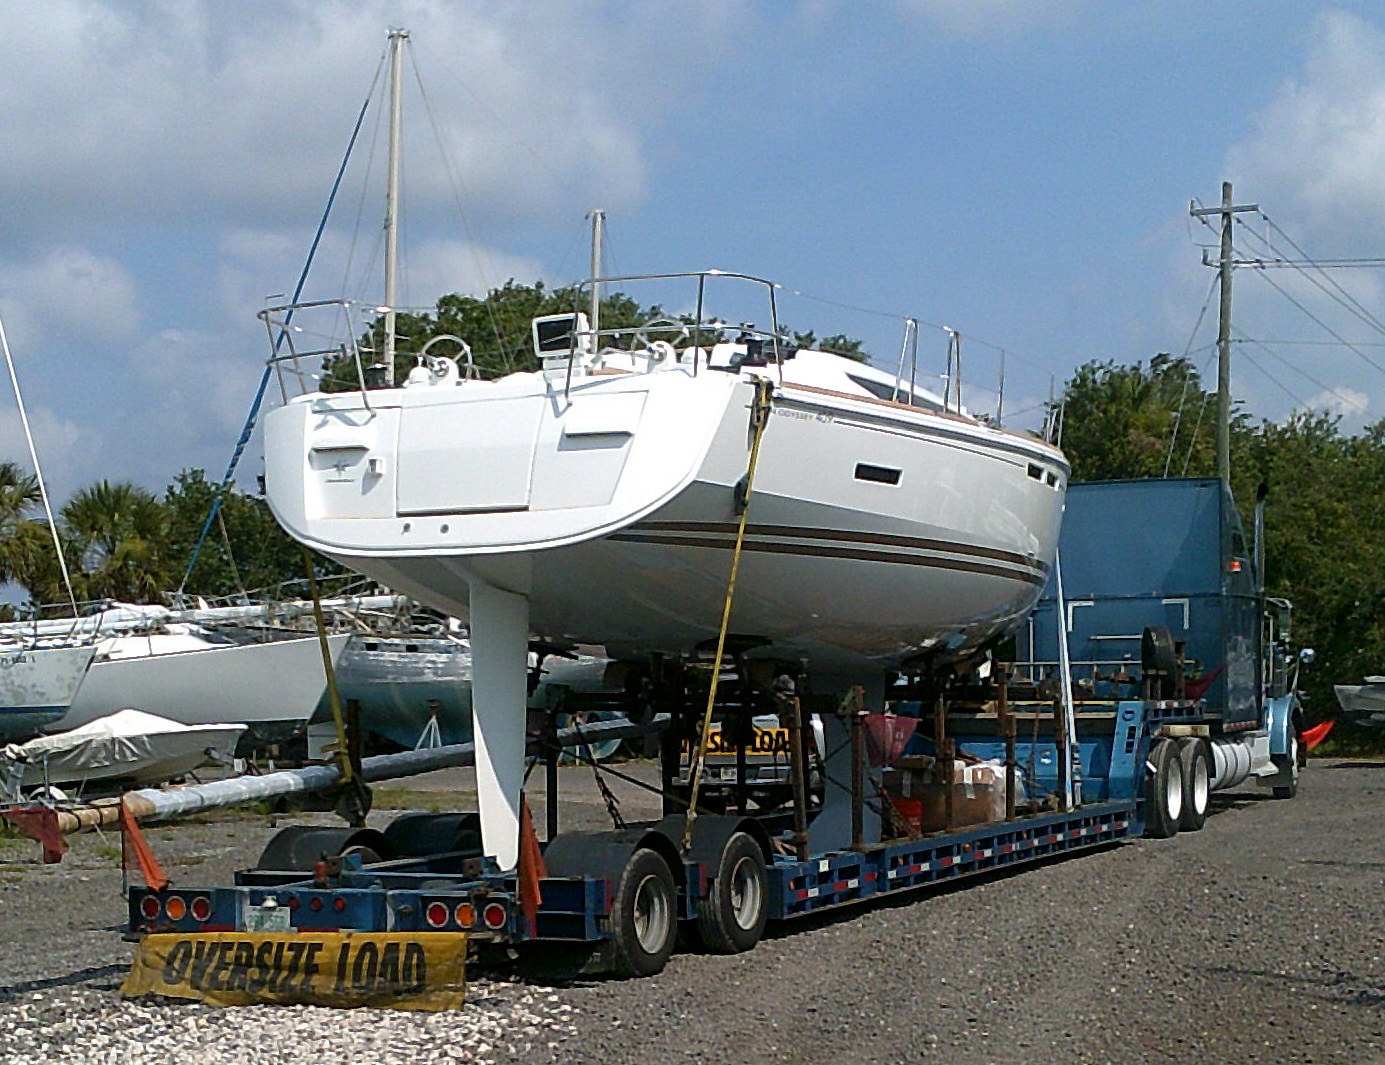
[[0, 643, 96, 741], [266, 358, 1065, 674], [58, 634, 350, 734]]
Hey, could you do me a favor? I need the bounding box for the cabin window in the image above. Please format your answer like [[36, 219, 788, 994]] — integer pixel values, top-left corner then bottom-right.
[[855, 463, 902, 485]]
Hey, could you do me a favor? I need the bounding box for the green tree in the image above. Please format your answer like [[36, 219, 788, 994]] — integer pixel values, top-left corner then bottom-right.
[[1057, 354, 1237, 481], [0, 460, 48, 588], [60, 480, 172, 603], [162, 469, 313, 600], [325, 279, 870, 388]]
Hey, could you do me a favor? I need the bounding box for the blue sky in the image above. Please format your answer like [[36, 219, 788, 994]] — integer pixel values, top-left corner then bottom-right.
[[2, 1, 1385, 504]]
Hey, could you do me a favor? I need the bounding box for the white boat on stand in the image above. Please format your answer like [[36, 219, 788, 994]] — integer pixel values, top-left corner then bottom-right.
[[0, 640, 97, 741], [0, 708, 245, 799], [263, 272, 1068, 869], [8, 600, 387, 743]]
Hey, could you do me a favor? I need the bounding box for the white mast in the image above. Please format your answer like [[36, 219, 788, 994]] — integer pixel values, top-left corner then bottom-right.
[[587, 208, 604, 347], [382, 27, 408, 386]]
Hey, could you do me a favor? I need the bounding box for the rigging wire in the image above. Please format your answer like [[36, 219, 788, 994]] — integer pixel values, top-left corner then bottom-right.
[[409, 47, 515, 372], [0, 313, 78, 615], [178, 61, 384, 596]]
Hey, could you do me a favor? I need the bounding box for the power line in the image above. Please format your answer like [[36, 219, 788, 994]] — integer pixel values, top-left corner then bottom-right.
[[1234, 329, 1367, 413]]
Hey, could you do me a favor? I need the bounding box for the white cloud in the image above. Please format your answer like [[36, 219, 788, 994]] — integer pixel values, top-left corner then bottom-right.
[[1306, 384, 1368, 419], [0, 0, 748, 245], [1227, 10, 1385, 249], [0, 406, 88, 505], [0, 248, 141, 349]]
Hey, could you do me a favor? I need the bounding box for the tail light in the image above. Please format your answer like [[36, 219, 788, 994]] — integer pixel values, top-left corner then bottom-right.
[[425, 901, 449, 928], [164, 896, 187, 921], [139, 895, 161, 920], [333, 897, 347, 912], [454, 902, 475, 928], [482, 902, 508, 930], [189, 896, 212, 922]]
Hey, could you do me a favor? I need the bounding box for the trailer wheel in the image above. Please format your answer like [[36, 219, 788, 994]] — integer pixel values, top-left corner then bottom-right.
[[1176, 738, 1211, 832], [1143, 738, 1183, 839], [696, 831, 768, 954], [610, 848, 678, 978]]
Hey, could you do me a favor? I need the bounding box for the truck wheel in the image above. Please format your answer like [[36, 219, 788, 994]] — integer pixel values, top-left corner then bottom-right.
[[1177, 738, 1211, 832], [1272, 734, 1300, 799], [696, 832, 768, 954], [610, 848, 678, 978], [1143, 738, 1183, 839]]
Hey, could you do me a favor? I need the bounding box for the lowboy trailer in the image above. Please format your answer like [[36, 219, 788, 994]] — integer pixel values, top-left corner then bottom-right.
[[124, 478, 1306, 992]]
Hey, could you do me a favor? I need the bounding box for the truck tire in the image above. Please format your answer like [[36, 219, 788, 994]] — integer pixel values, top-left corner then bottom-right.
[[696, 831, 768, 954], [1272, 733, 1300, 799], [1143, 738, 1183, 839], [1176, 738, 1211, 832], [610, 848, 678, 978]]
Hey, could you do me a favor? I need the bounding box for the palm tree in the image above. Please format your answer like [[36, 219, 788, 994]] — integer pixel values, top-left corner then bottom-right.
[[61, 480, 173, 603], [0, 459, 50, 593]]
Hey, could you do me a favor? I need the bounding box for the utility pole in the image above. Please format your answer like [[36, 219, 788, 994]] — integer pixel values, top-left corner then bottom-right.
[[1190, 182, 1257, 492]]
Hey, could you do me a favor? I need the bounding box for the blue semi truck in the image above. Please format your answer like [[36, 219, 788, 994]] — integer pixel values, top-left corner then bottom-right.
[[125, 478, 1306, 986]]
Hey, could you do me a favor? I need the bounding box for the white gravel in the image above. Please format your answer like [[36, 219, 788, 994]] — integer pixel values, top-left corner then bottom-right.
[[3, 760, 1383, 1064], [0, 980, 576, 1064]]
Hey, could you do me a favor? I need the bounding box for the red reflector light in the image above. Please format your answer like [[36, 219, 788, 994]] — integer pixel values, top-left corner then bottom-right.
[[454, 902, 475, 928], [425, 902, 449, 928], [164, 896, 187, 921], [482, 902, 507, 930], [309, 897, 323, 912], [287, 896, 300, 910], [190, 896, 212, 922], [332, 897, 347, 912], [139, 895, 161, 919]]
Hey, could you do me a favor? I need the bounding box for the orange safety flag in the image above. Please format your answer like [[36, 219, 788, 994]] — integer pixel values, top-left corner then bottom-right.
[[119, 798, 170, 892], [517, 794, 547, 934], [1302, 720, 1334, 751]]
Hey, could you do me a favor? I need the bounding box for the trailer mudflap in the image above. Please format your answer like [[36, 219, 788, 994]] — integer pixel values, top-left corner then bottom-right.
[[121, 932, 467, 1011]]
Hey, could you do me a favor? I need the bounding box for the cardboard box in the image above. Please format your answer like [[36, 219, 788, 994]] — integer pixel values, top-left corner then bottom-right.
[[882, 757, 1006, 834]]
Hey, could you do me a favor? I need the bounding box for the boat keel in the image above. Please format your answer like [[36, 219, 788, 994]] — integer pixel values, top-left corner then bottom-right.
[[468, 582, 529, 871]]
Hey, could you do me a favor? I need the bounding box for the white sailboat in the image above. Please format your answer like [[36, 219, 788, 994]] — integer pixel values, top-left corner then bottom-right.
[[259, 32, 1068, 868], [0, 639, 97, 741]]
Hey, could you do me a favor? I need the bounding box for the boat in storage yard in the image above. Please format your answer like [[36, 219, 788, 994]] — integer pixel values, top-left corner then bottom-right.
[[262, 271, 1068, 866]]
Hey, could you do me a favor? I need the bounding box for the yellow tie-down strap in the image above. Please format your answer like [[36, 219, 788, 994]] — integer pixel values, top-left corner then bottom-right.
[[121, 932, 467, 1011]]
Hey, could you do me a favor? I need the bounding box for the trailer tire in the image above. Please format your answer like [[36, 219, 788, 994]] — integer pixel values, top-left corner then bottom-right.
[[696, 831, 768, 954], [1144, 738, 1183, 839], [610, 848, 678, 979], [1176, 738, 1211, 832]]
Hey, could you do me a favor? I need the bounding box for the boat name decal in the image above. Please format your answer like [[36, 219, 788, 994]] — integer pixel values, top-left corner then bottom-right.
[[775, 407, 835, 424]]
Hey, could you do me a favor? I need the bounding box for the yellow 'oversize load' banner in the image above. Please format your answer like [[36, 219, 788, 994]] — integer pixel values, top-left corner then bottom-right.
[[121, 932, 467, 1011]]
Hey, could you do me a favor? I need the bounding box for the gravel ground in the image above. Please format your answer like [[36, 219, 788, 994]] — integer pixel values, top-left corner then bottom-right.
[[1, 760, 1382, 1064]]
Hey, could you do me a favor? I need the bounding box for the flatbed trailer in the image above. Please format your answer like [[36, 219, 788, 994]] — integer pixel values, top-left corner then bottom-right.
[[123, 478, 1307, 991]]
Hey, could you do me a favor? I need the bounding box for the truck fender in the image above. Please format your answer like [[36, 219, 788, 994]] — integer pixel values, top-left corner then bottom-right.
[[1265, 693, 1297, 756]]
